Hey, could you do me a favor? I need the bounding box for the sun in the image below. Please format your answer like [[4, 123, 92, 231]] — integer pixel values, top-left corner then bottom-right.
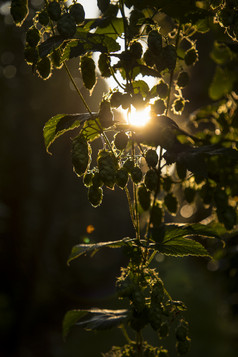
[[128, 106, 151, 127]]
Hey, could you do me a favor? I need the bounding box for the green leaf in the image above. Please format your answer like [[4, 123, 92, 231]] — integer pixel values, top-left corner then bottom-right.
[[43, 113, 95, 153], [209, 66, 236, 100], [210, 41, 234, 65], [138, 65, 160, 79], [78, 32, 120, 53], [150, 222, 220, 256], [132, 80, 149, 97], [63, 310, 88, 340], [95, 18, 124, 39], [152, 237, 210, 257], [195, 17, 210, 33], [81, 118, 102, 142], [67, 237, 134, 264], [63, 309, 128, 338], [38, 36, 66, 58], [163, 222, 220, 240], [61, 40, 85, 62]]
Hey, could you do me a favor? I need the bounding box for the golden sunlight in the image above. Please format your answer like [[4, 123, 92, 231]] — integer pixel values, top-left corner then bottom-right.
[[128, 106, 151, 127]]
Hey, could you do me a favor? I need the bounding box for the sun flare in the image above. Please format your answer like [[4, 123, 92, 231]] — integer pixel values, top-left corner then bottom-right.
[[128, 106, 151, 127]]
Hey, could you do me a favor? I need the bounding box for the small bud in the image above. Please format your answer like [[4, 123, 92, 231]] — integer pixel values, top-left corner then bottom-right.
[[69, 3, 85, 24], [88, 186, 103, 207], [48, 1, 61, 21], [80, 55, 96, 90], [145, 149, 158, 168], [57, 14, 76, 37], [116, 168, 128, 188], [36, 57, 52, 80], [131, 166, 143, 184], [114, 132, 129, 151], [148, 30, 162, 55], [26, 27, 40, 47], [184, 48, 198, 66], [138, 184, 151, 211], [177, 71, 189, 88], [145, 169, 158, 191], [98, 100, 113, 128]]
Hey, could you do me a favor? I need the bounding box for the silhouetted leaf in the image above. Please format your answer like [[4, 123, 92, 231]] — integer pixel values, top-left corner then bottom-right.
[[209, 66, 236, 100], [150, 222, 220, 257], [95, 18, 124, 39], [38, 36, 66, 58], [61, 40, 86, 62], [44, 113, 96, 153], [67, 237, 134, 264], [63, 309, 128, 338], [152, 237, 210, 257], [132, 80, 149, 97], [81, 118, 102, 142], [63, 310, 88, 340]]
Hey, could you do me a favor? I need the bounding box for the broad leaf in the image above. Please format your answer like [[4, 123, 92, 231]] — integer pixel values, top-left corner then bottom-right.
[[132, 80, 149, 97], [67, 237, 134, 264], [63, 310, 88, 340], [61, 40, 86, 62], [209, 66, 236, 100], [77, 32, 120, 53], [38, 36, 66, 58], [81, 118, 102, 142], [152, 222, 220, 242], [152, 237, 210, 257], [95, 18, 124, 39], [43, 113, 95, 153], [210, 41, 234, 65], [63, 309, 128, 338], [150, 222, 219, 256]]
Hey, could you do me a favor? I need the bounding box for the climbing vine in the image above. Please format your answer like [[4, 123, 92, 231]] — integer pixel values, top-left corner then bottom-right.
[[10, 0, 238, 356]]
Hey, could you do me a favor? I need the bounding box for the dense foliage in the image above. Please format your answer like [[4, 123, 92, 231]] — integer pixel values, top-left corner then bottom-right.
[[10, 0, 238, 356]]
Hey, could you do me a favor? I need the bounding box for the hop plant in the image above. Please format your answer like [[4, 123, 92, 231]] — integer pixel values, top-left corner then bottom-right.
[[116, 167, 129, 188], [138, 184, 151, 210], [69, 3, 85, 24], [184, 48, 198, 66], [148, 30, 162, 55], [131, 166, 143, 184], [114, 132, 129, 150], [57, 14, 77, 37], [26, 27, 40, 47], [97, 150, 118, 189], [88, 185, 103, 207], [98, 100, 113, 128], [47, 1, 61, 21], [146, 149, 158, 168], [11, 0, 29, 26], [72, 134, 91, 177], [80, 55, 96, 90], [36, 57, 52, 80], [145, 169, 158, 192]]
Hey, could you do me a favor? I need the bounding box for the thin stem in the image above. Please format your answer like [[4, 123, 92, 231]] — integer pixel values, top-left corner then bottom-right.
[[166, 22, 181, 116], [136, 331, 144, 357], [64, 62, 93, 115], [64, 63, 115, 153], [120, 325, 132, 343], [125, 186, 137, 231]]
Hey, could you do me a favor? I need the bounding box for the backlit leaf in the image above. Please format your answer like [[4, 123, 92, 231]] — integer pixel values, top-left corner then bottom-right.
[[38, 36, 66, 58], [43, 113, 96, 153], [63, 308, 128, 339], [209, 66, 236, 100], [95, 18, 124, 39], [67, 237, 134, 264], [152, 237, 210, 257]]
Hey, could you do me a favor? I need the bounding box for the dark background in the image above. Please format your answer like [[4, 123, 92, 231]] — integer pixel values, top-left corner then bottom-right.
[[0, 1, 238, 356]]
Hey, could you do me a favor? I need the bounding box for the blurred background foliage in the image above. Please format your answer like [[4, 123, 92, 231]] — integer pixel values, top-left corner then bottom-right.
[[0, 1, 238, 356]]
